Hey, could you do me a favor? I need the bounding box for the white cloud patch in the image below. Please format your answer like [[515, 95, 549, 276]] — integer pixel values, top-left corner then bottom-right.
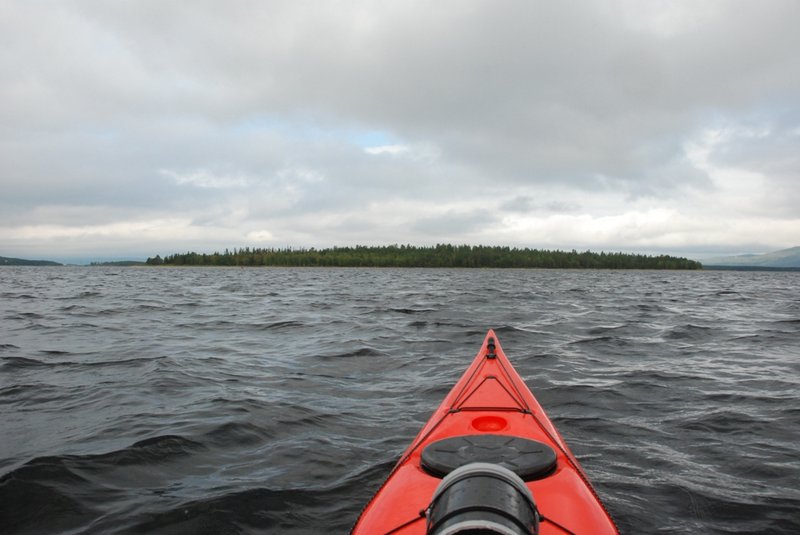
[[364, 144, 409, 156], [246, 229, 275, 242], [683, 126, 797, 218], [160, 168, 250, 189]]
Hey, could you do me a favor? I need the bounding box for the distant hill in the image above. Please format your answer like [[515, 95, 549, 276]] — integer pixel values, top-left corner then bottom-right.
[[702, 246, 800, 269], [0, 255, 62, 266]]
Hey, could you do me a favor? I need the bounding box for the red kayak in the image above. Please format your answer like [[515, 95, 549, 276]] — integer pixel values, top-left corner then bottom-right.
[[351, 330, 619, 535]]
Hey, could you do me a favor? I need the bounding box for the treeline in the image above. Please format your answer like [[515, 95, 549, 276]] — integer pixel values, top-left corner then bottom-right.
[[146, 245, 702, 269]]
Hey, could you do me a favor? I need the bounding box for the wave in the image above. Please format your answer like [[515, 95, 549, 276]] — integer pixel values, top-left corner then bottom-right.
[[664, 324, 714, 340], [1, 355, 167, 371], [390, 307, 437, 314], [203, 422, 274, 447], [314, 347, 388, 360], [1, 356, 49, 369], [0, 293, 37, 299], [113, 485, 364, 535], [1, 438, 393, 535], [4, 312, 45, 320], [0, 436, 204, 534], [260, 320, 305, 330]]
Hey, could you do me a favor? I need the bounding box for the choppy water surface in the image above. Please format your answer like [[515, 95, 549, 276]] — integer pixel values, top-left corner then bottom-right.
[[1, 267, 798, 534]]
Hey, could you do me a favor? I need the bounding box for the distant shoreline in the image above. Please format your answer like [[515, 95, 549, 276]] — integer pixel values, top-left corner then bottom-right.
[[6, 252, 800, 271], [702, 265, 800, 272]]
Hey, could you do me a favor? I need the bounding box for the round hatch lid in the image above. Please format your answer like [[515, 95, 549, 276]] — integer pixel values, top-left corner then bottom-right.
[[421, 434, 557, 481]]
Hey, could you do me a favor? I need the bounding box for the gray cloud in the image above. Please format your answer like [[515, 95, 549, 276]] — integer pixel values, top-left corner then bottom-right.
[[1, 1, 799, 260], [411, 211, 503, 236]]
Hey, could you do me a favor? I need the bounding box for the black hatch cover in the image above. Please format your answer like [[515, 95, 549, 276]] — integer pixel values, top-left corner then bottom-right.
[[421, 434, 557, 481]]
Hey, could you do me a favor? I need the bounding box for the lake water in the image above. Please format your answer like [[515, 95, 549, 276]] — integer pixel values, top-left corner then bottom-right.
[[1, 267, 798, 534]]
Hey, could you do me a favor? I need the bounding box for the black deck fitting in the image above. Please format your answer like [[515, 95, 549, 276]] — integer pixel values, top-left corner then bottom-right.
[[487, 337, 497, 359]]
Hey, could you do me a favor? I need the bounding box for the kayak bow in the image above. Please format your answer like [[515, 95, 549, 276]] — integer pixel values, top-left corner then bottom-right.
[[351, 330, 618, 535]]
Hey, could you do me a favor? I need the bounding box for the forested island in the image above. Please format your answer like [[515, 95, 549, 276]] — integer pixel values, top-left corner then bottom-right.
[[146, 245, 702, 269]]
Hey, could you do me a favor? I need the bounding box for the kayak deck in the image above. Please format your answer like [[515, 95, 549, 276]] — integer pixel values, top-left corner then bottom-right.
[[351, 330, 618, 535]]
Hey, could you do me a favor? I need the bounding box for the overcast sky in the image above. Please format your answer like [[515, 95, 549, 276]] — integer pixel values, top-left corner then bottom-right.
[[2, 1, 798, 263]]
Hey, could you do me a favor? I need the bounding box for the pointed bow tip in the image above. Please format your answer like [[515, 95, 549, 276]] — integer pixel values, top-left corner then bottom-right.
[[484, 329, 500, 356], [485, 329, 499, 346]]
